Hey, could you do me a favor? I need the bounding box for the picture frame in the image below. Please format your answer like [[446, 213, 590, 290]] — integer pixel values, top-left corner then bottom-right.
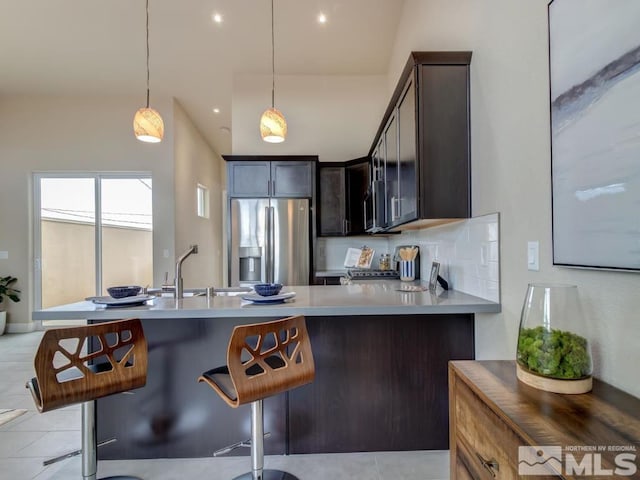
[[549, 0, 640, 271], [428, 261, 440, 291]]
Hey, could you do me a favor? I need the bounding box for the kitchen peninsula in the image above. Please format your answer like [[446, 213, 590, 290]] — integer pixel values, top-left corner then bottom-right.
[[34, 282, 500, 459]]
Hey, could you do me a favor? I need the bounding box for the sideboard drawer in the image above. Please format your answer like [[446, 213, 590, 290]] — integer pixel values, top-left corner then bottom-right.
[[454, 379, 521, 479], [449, 361, 640, 480]]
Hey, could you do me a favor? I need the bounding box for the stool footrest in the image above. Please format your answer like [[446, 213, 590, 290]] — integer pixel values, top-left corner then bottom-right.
[[212, 432, 271, 457], [100, 476, 144, 480], [42, 438, 116, 466], [232, 470, 299, 480]]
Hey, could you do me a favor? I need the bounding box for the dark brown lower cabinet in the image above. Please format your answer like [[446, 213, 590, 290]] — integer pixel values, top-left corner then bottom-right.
[[313, 275, 342, 285], [289, 314, 474, 453], [96, 314, 474, 459]]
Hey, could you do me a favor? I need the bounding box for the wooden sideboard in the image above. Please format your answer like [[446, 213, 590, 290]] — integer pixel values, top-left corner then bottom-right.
[[449, 360, 640, 480]]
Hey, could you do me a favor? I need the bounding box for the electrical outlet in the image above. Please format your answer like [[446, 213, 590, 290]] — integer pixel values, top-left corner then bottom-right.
[[527, 241, 539, 271]]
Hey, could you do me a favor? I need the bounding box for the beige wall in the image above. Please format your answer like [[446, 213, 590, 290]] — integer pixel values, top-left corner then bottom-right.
[[389, 0, 640, 397], [41, 220, 152, 308], [0, 94, 227, 328], [232, 74, 388, 161], [0, 94, 176, 328], [173, 100, 225, 288]]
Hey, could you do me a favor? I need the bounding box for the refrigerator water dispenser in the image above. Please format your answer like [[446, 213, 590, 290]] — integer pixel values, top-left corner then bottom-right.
[[239, 247, 262, 283]]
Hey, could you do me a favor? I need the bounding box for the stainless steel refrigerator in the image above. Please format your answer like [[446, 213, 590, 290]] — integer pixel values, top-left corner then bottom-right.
[[229, 198, 311, 286]]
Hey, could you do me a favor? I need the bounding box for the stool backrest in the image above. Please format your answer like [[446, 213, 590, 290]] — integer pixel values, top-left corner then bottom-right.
[[228, 315, 315, 406], [29, 318, 147, 412]]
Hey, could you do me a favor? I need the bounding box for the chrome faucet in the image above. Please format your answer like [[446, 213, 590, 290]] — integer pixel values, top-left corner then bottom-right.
[[175, 244, 198, 299]]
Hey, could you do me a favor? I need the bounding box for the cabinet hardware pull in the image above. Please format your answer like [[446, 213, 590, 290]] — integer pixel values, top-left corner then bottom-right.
[[363, 201, 368, 230], [391, 196, 400, 221], [475, 452, 499, 477]]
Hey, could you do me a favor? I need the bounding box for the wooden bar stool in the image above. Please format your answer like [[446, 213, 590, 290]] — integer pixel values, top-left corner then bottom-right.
[[26, 318, 147, 480], [198, 315, 315, 480]]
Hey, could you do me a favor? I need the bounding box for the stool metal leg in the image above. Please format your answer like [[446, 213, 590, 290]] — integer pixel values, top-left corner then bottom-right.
[[80, 400, 143, 480], [251, 400, 263, 479], [232, 400, 299, 480], [82, 400, 97, 480]]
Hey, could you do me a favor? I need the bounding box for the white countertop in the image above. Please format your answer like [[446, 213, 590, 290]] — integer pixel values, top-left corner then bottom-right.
[[32, 282, 501, 321]]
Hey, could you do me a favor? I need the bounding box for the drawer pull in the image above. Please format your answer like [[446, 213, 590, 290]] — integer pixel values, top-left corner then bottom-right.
[[476, 452, 500, 477]]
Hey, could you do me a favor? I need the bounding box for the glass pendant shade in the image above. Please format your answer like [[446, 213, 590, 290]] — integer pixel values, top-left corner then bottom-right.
[[260, 107, 287, 143], [133, 107, 164, 143], [516, 283, 593, 393]]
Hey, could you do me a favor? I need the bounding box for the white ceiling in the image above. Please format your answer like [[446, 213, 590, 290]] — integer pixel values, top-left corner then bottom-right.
[[0, 0, 405, 156]]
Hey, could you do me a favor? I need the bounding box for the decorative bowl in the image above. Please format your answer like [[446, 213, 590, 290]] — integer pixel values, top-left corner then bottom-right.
[[107, 285, 142, 299], [253, 283, 283, 297]]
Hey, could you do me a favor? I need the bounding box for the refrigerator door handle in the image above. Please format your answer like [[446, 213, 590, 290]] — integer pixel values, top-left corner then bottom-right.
[[265, 205, 275, 283]]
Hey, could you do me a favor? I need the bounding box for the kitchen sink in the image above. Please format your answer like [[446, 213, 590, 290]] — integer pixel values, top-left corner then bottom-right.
[[146, 287, 252, 297], [211, 287, 252, 296]]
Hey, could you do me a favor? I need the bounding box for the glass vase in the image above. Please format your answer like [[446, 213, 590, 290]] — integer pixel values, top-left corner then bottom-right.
[[516, 283, 593, 394]]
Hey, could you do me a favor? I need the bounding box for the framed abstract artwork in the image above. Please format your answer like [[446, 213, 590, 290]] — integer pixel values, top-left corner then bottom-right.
[[549, 0, 640, 271]]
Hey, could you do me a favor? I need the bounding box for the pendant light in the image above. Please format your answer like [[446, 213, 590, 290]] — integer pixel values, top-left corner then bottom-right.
[[260, 0, 287, 143], [133, 0, 164, 143]]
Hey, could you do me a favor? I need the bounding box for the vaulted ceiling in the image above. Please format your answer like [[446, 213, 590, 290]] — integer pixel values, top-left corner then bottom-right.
[[1, 0, 405, 155]]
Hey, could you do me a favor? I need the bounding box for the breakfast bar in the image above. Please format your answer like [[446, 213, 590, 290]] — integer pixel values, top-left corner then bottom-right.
[[33, 282, 500, 459]]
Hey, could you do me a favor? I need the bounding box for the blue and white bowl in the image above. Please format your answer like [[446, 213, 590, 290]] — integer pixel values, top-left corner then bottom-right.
[[253, 283, 283, 297], [107, 285, 142, 299]]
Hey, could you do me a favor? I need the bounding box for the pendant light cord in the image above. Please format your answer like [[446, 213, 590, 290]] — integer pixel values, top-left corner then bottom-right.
[[145, 0, 150, 108], [271, 0, 275, 108]]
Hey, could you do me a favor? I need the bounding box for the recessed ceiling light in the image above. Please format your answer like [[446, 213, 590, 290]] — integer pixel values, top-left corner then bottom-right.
[[212, 13, 223, 24], [212, 108, 220, 114], [318, 13, 327, 24]]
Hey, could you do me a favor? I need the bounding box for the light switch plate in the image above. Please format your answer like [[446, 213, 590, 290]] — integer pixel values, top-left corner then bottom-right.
[[527, 241, 539, 271], [0, 251, 8, 260]]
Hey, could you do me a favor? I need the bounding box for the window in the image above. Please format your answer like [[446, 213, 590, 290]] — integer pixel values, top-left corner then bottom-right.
[[34, 173, 153, 310], [197, 183, 210, 218]]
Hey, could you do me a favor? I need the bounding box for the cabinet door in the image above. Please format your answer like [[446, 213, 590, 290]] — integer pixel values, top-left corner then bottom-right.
[[345, 160, 370, 235], [288, 314, 474, 454], [271, 161, 313, 198], [397, 76, 418, 223], [419, 64, 470, 218], [227, 161, 270, 197], [384, 113, 399, 226], [372, 139, 384, 182], [318, 166, 346, 236], [373, 138, 387, 230]]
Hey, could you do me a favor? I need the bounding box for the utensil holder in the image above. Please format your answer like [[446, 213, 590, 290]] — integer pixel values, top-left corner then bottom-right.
[[399, 260, 415, 281]]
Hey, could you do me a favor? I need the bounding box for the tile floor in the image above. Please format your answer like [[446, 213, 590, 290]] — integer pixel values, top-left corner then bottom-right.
[[0, 331, 450, 480]]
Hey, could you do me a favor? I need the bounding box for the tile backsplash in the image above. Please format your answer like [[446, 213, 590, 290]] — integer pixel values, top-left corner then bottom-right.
[[316, 236, 391, 271], [317, 213, 500, 302]]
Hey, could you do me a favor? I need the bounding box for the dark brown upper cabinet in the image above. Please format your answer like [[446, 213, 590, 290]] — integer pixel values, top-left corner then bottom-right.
[[370, 51, 471, 231], [224, 155, 317, 198], [318, 157, 370, 236]]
